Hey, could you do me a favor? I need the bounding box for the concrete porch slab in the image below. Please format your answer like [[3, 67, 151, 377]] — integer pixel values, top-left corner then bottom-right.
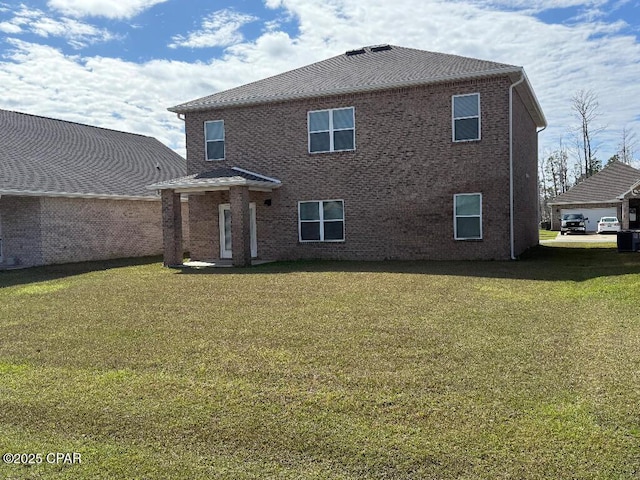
[[181, 259, 275, 268]]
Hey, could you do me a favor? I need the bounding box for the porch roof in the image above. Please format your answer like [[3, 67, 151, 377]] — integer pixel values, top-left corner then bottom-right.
[[147, 166, 282, 193], [618, 180, 640, 200]]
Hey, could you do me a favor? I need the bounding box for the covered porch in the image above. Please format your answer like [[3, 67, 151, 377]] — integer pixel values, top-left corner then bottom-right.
[[620, 180, 640, 230], [149, 167, 281, 267]]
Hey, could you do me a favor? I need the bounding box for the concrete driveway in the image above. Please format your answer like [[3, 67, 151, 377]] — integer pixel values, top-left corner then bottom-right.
[[541, 232, 618, 244]]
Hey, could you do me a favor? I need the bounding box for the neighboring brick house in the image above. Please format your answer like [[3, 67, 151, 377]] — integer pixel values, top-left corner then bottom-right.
[[0, 109, 187, 268], [548, 161, 640, 231], [151, 45, 546, 266]]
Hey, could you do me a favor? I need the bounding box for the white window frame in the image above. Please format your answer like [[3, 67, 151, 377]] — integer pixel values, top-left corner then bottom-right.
[[452, 93, 481, 142], [454, 193, 483, 240], [298, 199, 345, 242], [308, 107, 355, 153], [204, 120, 225, 161]]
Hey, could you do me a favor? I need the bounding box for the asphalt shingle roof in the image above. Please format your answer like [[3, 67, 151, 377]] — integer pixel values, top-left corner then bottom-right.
[[549, 161, 640, 204], [0, 109, 185, 198], [169, 45, 537, 116]]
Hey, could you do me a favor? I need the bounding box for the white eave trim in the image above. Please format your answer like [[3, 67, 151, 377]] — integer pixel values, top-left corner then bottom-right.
[[169, 66, 545, 127], [0, 189, 159, 201], [148, 178, 281, 193], [148, 167, 282, 193], [548, 199, 623, 206], [231, 166, 282, 184]]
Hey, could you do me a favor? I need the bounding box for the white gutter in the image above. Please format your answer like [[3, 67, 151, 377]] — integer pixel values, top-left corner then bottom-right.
[[509, 72, 525, 260], [0, 189, 159, 201]]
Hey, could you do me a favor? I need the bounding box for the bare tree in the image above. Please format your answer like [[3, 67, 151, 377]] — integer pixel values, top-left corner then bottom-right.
[[571, 89, 604, 178], [538, 146, 569, 223], [617, 126, 637, 164]]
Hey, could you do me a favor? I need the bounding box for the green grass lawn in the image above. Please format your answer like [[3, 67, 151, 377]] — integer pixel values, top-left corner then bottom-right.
[[539, 229, 558, 241], [1, 248, 639, 479]]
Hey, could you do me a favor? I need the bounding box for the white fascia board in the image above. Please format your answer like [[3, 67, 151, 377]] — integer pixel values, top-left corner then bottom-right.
[[231, 166, 282, 184], [548, 199, 622, 206], [0, 189, 158, 201], [517, 70, 547, 128], [161, 179, 281, 193]]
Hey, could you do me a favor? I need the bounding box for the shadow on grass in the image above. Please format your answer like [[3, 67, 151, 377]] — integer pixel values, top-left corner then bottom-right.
[[1, 248, 639, 287], [174, 245, 640, 282], [0, 256, 162, 288]]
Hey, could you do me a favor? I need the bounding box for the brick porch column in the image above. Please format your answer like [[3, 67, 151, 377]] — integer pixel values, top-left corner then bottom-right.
[[622, 198, 630, 230], [161, 189, 183, 267], [229, 185, 251, 267]]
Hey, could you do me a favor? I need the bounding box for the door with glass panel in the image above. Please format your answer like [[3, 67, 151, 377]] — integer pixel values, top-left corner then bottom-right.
[[219, 203, 257, 259]]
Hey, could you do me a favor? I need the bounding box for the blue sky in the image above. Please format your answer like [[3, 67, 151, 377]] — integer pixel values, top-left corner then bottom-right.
[[1, 0, 639, 172]]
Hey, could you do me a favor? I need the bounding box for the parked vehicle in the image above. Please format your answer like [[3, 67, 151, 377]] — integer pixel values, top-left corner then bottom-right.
[[560, 213, 588, 235], [597, 216, 621, 234]]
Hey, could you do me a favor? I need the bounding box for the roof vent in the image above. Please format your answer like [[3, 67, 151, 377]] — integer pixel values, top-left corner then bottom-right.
[[370, 44, 392, 53], [346, 48, 366, 56]]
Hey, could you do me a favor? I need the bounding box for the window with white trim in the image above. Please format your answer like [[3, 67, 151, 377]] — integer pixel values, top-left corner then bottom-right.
[[454, 193, 482, 240], [298, 200, 345, 242], [308, 107, 355, 153], [205, 120, 225, 160], [452, 94, 480, 142]]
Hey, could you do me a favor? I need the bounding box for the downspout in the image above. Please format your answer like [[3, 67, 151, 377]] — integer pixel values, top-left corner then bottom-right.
[[509, 73, 525, 260], [535, 124, 548, 233]]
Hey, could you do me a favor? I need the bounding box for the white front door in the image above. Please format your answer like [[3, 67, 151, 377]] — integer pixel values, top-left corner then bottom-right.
[[219, 203, 257, 259]]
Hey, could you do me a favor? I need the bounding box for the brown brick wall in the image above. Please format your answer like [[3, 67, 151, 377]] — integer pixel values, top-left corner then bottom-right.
[[0, 195, 190, 267], [0, 196, 43, 267], [512, 86, 540, 256], [188, 191, 226, 260], [185, 76, 537, 261]]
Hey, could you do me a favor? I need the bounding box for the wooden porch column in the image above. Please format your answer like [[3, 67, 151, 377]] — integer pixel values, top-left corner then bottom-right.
[[161, 189, 183, 267], [229, 185, 251, 267]]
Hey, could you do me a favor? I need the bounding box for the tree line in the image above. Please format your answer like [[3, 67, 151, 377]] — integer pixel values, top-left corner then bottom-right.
[[539, 89, 637, 222]]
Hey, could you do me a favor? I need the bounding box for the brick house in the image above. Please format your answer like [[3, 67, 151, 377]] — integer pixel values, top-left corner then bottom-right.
[[0, 109, 187, 268], [151, 45, 546, 266], [548, 161, 640, 231]]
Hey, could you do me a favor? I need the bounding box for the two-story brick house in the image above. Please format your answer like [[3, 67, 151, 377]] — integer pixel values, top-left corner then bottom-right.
[[151, 45, 546, 266]]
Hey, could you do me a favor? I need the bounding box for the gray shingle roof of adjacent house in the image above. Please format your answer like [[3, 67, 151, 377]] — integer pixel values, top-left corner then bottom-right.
[[169, 44, 546, 127], [0, 109, 185, 199], [549, 161, 640, 204]]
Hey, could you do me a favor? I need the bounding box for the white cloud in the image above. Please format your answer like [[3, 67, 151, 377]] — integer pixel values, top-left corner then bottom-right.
[[0, 39, 218, 156], [46, 0, 169, 19], [0, 21, 22, 33], [168, 9, 258, 49], [0, 5, 118, 48]]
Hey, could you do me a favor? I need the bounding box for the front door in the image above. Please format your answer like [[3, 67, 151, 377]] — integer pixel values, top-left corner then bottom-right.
[[219, 203, 257, 259]]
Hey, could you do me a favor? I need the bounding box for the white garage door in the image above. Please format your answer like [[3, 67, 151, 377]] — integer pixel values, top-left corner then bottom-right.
[[561, 207, 618, 232]]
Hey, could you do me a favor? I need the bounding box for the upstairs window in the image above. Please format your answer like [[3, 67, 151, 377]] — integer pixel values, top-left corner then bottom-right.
[[308, 107, 355, 153], [454, 193, 482, 240], [298, 200, 345, 242], [205, 120, 225, 160], [453, 94, 480, 142]]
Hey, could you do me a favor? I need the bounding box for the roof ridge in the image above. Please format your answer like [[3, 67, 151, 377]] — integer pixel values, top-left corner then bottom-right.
[[0, 108, 153, 139], [168, 44, 523, 113]]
